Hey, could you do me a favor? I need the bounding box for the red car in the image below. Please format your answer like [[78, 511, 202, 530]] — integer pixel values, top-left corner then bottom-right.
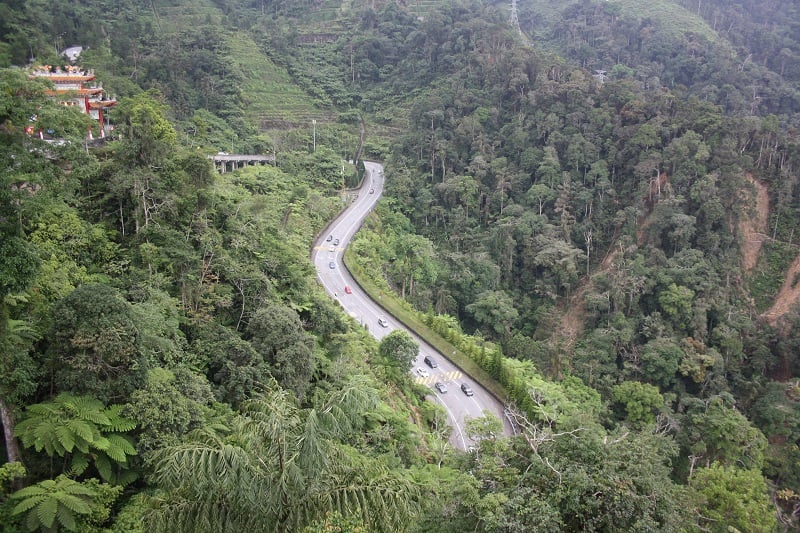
[[344, 285, 353, 294]]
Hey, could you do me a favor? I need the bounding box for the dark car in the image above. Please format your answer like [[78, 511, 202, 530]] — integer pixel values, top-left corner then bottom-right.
[[424, 356, 438, 368], [328, 261, 336, 269], [326, 235, 333, 242], [460, 383, 474, 396], [434, 382, 448, 393]]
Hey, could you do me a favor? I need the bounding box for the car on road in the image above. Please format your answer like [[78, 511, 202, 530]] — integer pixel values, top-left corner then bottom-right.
[[328, 245, 335, 252], [326, 235, 333, 242], [344, 285, 352, 294], [460, 383, 474, 396], [415, 367, 429, 378], [369, 189, 374, 194], [377, 317, 389, 328], [434, 382, 448, 393], [333, 238, 340, 245], [328, 262, 336, 269], [424, 356, 438, 368]]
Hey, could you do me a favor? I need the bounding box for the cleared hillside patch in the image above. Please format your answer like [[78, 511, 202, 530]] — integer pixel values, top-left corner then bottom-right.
[[739, 173, 770, 273], [224, 32, 333, 127], [762, 252, 800, 326]]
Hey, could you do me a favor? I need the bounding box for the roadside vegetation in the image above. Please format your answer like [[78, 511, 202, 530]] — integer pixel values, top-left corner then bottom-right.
[[1, 0, 798, 530]]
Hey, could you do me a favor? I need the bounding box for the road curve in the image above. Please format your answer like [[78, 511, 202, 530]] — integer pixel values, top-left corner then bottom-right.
[[311, 161, 510, 449]]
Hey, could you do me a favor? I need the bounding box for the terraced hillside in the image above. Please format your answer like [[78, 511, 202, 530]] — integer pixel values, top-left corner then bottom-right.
[[225, 32, 335, 128]]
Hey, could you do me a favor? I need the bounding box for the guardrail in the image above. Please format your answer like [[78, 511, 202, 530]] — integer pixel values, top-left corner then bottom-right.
[[342, 248, 509, 402]]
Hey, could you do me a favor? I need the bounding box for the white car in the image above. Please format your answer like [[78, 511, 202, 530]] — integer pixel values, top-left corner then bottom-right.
[[434, 382, 448, 393], [415, 367, 429, 378], [377, 317, 389, 328], [328, 245, 335, 252]]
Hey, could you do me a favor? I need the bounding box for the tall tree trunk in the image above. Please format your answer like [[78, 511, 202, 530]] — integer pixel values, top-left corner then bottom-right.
[[0, 396, 22, 463]]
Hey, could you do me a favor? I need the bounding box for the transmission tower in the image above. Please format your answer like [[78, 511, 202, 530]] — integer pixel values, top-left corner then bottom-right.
[[509, 0, 521, 35]]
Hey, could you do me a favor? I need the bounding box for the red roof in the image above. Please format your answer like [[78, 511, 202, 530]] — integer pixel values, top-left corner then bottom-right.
[[88, 100, 117, 109]]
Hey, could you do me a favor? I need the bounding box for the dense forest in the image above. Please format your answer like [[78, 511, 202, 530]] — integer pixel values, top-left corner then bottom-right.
[[1, 0, 799, 531]]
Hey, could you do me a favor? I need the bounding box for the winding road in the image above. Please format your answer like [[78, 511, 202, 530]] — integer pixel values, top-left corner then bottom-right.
[[311, 161, 510, 449]]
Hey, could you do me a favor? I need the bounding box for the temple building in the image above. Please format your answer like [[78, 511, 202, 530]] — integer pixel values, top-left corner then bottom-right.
[[28, 64, 117, 137]]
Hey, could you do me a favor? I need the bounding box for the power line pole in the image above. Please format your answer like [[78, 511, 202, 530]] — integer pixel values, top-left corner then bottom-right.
[[509, 0, 521, 36]]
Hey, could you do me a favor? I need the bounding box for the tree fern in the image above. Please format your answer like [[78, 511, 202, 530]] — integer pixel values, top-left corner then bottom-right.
[[14, 393, 138, 485], [147, 388, 420, 532], [104, 404, 137, 432], [95, 454, 113, 485], [69, 455, 90, 477], [54, 424, 76, 453], [3, 317, 38, 343], [11, 475, 95, 532], [35, 496, 58, 530], [105, 434, 137, 463], [56, 504, 77, 531]]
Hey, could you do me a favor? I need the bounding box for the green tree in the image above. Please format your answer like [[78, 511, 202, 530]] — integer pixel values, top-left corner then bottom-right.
[[10, 475, 122, 533], [148, 386, 420, 532], [116, 90, 177, 169], [11, 475, 95, 532], [0, 462, 26, 493], [680, 395, 767, 472], [464, 412, 503, 443], [246, 303, 315, 399], [378, 330, 419, 372], [48, 284, 147, 403], [108, 91, 180, 234], [190, 322, 270, 407], [14, 393, 138, 485], [689, 463, 776, 533], [0, 65, 106, 469], [0, 309, 40, 464], [752, 381, 800, 488], [123, 368, 214, 457], [129, 289, 191, 369], [387, 232, 439, 301], [639, 337, 682, 387], [27, 205, 117, 303], [525, 183, 556, 215], [657, 283, 695, 330], [611, 381, 664, 426], [527, 427, 690, 531], [0, 239, 39, 299], [465, 290, 518, 338]]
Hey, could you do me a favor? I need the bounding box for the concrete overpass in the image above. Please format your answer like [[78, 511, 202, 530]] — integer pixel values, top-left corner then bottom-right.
[[209, 153, 276, 173]]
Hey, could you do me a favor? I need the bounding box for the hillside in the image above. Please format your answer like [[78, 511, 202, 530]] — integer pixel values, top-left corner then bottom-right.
[[1, 0, 799, 530]]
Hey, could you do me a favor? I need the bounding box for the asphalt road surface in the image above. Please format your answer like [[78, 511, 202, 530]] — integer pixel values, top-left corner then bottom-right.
[[311, 161, 511, 449]]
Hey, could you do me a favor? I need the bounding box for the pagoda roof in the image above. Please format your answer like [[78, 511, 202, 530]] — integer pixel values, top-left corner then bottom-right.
[[88, 100, 117, 109], [45, 88, 104, 97], [29, 65, 96, 83], [37, 74, 96, 82]]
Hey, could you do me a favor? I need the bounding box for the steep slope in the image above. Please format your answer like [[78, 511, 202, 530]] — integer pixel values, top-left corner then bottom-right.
[[224, 32, 333, 128], [739, 173, 770, 273], [763, 254, 800, 326]]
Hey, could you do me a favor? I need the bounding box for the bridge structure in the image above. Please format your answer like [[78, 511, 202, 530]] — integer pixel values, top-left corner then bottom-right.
[[208, 154, 276, 173]]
